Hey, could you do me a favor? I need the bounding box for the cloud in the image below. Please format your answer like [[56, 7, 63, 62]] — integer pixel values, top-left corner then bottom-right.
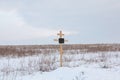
[[0, 9, 76, 42], [0, 9, 55, 41], [0, 0, 120, 44]]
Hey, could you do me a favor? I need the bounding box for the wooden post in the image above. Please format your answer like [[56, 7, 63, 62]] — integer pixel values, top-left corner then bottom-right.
[[54, 30, 68, 67], [60, 44, 63, 67]]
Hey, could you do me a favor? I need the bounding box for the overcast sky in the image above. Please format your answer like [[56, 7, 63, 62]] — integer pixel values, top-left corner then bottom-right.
[[0, 0, 120, 45]]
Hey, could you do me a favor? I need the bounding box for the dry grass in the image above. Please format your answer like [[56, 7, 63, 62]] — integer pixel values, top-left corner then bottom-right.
[[0, 44, 120, 57]]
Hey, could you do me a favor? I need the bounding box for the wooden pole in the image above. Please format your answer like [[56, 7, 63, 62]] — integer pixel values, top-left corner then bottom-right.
[[60, 44, 63, 67], [59, 31, 63, 67]]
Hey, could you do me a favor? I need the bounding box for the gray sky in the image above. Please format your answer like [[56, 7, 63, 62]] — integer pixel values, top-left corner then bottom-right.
[[0, 0, 120, 45]]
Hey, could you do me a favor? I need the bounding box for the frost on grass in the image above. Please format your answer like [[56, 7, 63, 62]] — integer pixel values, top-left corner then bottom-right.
[[0, 44, 120, 80]]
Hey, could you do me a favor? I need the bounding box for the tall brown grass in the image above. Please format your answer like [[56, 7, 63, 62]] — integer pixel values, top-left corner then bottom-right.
[[0, 44, 120, 57]]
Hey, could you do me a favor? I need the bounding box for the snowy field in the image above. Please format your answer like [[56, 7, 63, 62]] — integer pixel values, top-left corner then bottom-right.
[[0, 49, 120, 80]]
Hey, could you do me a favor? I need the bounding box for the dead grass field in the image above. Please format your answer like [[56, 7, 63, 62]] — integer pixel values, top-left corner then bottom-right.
[[0, 44, 120, 57]]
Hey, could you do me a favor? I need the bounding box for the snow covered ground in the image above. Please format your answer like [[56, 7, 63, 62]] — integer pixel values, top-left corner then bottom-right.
[[21, 66, 120, 80], [1, 65, 120, 80], [0, 51, 120, 80]]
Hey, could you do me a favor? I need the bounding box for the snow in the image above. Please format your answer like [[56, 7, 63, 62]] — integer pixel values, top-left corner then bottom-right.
[[19, 66, 120, 80], [0, 51, 120, 80]]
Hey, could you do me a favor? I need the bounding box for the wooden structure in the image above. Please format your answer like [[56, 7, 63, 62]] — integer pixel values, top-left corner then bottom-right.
[[54, 31, 68, 67]]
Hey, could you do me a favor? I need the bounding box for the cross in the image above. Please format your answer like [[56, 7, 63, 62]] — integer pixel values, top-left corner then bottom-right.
[[54, 31, 68, 67], [57, 31, 64, 38]]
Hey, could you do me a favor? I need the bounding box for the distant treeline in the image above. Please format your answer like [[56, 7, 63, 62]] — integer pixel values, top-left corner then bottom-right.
[[0, 44, 120, 57]]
